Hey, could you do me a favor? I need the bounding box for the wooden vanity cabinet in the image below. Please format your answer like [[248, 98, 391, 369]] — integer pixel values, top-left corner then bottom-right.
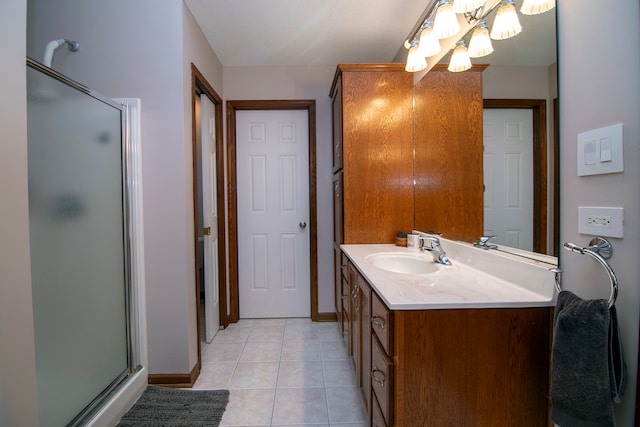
[[348, 252, 552, 426]]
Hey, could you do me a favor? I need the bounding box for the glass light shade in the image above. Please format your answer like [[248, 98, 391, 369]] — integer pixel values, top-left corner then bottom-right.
[[468, 22, 494, 58], [405, 44, 428, 72], [490, 0, 522, 40], [520, 0, 555, 15], [453, 0, 486, 13], [432, 2, 460, 39], [448, 42, 471, 72], [418, 26, 442, 57]]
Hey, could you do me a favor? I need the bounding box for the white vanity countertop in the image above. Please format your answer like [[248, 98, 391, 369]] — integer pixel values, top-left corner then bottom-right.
[[341, 243, 557, 310]]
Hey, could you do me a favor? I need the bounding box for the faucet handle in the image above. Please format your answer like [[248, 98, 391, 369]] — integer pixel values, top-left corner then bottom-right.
[[418, 236, 439, 248], [474, 235, 497, 249]]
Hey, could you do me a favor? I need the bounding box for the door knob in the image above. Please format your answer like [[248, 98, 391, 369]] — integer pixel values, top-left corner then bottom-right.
[[299, 221, 307, 230]]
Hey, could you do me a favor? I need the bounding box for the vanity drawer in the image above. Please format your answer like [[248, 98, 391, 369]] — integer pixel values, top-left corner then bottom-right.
[[371, 335, 393, 426], [371, 292, 393, 355]]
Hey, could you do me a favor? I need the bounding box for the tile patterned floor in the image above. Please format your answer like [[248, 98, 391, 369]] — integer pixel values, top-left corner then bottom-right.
[[194, 318, 367, 427]]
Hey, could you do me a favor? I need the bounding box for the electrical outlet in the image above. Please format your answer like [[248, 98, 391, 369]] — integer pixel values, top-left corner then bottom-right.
[[578, 207, 624, 237], [587, 215, 611, 227]]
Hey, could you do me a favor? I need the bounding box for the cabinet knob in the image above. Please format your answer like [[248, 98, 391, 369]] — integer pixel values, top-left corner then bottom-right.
[[372, 369, 386, 387], [372, 316, 385, 329]]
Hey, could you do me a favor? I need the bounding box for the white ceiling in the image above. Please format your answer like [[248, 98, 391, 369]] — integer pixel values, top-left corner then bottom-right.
[[185, 0, 556, 69], [184, 0, 430, 67]]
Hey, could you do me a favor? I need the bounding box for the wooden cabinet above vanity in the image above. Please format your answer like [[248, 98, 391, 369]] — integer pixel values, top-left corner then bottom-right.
[[330, 64, 415, 246], [413, 64, 487, 243]]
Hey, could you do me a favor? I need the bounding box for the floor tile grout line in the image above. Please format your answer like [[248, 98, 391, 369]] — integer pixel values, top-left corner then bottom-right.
[[268, 335, 285, 426]]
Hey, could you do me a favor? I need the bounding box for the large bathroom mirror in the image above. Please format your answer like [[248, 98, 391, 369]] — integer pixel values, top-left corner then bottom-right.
[[413, 0, 558, 261]]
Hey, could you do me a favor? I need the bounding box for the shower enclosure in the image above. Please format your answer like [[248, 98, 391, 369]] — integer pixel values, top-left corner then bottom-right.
[[26, 58, 143, 426]]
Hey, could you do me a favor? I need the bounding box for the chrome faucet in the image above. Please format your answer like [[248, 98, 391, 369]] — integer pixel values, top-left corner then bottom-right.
[[419, 236, 452, 266], [474, 235, 498, 250]]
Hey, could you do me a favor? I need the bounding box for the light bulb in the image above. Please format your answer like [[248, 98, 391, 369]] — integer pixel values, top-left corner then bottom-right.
[[418, 24, 441, 57], [468, 22, 494, 58], [490, 0, 522, 40], [520, 0, 555, 15], [432, 1, 460, 39], [448, 41, 471, 72], [405, 42, 428, 72]]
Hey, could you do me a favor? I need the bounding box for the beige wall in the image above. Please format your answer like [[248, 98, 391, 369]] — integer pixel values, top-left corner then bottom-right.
[[559, 1, 640, 425], [0, 0, 40, 425], [26, 0, 224, 376], [223, 65, 337, 314], [182, 2, 225, 369]]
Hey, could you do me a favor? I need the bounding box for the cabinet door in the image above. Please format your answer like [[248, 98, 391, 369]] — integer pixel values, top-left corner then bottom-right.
[[358, 274, 372, 418], [333, 171, 343, 245], [334, 246, 342, 315], [331, 77, 343, 173], [348, 263, 359, 372], [371, 336, 393, 426]]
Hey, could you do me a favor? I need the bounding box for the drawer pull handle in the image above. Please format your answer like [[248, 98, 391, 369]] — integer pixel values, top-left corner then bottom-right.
[[372, 316, 385, 329], [372, 369, 386, 387]]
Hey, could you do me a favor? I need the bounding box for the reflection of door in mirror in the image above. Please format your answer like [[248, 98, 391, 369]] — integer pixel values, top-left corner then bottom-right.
[[483, 108, 534, 251], [483, 99, 552, 254]]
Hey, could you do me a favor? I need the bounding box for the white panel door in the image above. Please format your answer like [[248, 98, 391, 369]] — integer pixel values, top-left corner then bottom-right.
[[483, 108, 534, 251], [236, 109, 310, 318], [201, 94, 220, 341]]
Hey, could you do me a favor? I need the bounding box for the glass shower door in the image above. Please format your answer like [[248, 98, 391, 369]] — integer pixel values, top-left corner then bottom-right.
[[27, 61, 132, 427]]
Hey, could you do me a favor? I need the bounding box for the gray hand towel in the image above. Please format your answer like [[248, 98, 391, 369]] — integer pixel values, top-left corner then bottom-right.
[[550, 290, 627, 427]]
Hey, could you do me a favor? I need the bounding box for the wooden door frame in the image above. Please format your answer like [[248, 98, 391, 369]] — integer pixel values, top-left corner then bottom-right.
[[190, 64, 228, 363], [227, 100, 318, 322], [483, 99, 548, 254]]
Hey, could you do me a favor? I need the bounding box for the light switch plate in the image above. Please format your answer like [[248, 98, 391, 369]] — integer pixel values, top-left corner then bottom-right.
[[577, 123, 623, 176], [578, 206, 624, 238]]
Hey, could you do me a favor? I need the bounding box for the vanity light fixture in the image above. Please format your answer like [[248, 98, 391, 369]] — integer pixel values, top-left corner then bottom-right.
[[467, 21, 494, 57], [520, 0, 555, 15], [405, 40, 428, 72], [403, 0, 550, 73], [453, 0, 486, 14], [432, 0, 460, 39], [490, 0, 522, 40], [418, 21, 442, 57], [447, 40, 472, 72]]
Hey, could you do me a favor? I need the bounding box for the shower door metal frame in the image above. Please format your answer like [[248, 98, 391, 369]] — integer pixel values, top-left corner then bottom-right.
[[26, 58, 140, 426]]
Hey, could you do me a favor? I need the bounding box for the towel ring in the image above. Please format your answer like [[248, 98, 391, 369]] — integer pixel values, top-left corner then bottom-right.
[[563, 237, 618, 309]]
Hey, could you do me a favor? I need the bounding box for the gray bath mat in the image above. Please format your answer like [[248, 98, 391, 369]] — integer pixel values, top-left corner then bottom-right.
[[117, 385, 229, 426]]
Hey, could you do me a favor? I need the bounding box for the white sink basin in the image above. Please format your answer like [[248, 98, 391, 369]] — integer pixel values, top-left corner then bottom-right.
[[366, 252, 440, 275]]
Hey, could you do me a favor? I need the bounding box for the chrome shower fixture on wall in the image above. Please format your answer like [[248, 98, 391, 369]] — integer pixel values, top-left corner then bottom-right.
[[403, 0, 555, 73], [43, 38, 80, 68]]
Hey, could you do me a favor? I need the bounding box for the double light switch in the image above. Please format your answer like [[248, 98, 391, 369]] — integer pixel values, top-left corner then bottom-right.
[[577, 123, 623, 176]]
